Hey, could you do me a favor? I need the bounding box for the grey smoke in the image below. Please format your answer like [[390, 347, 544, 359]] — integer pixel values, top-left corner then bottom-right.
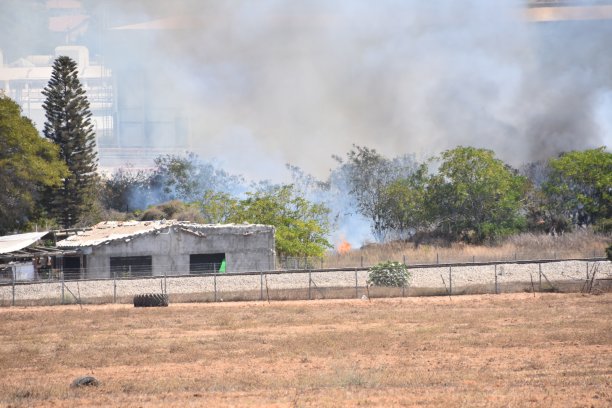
[[2, 0, 611, 181]]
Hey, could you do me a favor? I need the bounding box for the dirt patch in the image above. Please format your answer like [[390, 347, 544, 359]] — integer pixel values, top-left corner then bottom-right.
[[0, 293, 610, 407]]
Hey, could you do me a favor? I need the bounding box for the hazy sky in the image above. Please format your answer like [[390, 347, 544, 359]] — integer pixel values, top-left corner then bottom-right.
[[2, 0, 611, 181]]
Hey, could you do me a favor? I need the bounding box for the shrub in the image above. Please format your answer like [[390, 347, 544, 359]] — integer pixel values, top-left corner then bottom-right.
[[607, 244, 612, 262], [367, 261, 411, 287], [594, 218, 612, 234], [140, 207, 165, 221]]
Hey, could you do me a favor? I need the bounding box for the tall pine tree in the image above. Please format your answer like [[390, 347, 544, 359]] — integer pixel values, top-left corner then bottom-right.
[[42, 56, 98, 228]]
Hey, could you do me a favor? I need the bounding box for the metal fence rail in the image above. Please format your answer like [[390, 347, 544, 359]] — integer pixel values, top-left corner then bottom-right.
[[0, 257, 610, 307]]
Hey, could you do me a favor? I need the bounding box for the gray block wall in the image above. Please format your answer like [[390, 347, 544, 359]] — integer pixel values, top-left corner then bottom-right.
[[83, 225, 275, 278]]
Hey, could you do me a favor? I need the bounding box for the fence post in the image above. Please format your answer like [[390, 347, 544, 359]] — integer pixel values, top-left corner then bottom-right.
[[113, 271, 117, 303], [494, 264, 498, 294], [403, 255, 406, 265], [586, 262, 589, 281], [355, 269, 358, 299], [360, 256, 363, 268], [449, 266, 452, 296], [260, 270, 263, 301], [539, 263, 542, 291], [11, 265, 15, 306], [60, 257, 64, 305], [214, 274, 217, 302], [308, 269, 312, 300], [436, 253, 439, 264]]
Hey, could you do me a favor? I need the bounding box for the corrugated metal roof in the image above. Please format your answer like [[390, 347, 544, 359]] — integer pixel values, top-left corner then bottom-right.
[[0, 232, 49, 254], [56, 221, 273, 248]]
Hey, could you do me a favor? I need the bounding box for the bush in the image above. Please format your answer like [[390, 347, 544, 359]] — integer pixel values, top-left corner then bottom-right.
[[367, 261, 411, 287], [594, 218, 612, 234], [606, 244, 612, 262], [140, 207, 165, 221]]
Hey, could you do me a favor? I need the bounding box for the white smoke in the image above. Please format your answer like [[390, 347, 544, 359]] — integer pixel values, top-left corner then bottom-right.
[[2, 0, 611, 181]]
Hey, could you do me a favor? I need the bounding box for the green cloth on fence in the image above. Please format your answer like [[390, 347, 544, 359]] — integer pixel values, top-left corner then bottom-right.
[[219, 259, 226, 273]]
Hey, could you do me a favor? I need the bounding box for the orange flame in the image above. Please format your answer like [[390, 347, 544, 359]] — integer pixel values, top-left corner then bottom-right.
[[337, 238, 351, 255]]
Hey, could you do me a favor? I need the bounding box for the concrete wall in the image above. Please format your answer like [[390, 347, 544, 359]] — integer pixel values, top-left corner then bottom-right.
[[84, 226, 275, 278]]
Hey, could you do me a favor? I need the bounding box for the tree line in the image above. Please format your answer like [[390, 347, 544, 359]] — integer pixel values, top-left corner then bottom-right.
[[0, 56, 610, 258], [326, 144, 610, 245]]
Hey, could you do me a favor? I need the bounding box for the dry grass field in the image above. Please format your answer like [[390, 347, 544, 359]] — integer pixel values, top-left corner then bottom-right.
[[326, 231, 610, 267], [0, 293, 610, 407]]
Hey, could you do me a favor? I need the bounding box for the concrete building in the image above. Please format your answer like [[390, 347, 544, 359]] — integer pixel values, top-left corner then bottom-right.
[[0, 231, 70, 282], [56, 221, 275, 279]]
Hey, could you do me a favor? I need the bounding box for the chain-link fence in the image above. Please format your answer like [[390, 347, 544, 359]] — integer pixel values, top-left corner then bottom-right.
[[1, 258, 610, 307], [280, 248, 608, 270]]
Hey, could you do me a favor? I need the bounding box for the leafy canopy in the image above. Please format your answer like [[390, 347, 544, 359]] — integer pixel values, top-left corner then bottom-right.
[[545, 147, 612, 227], [150, 153, 244, 203], [226, 185, 332, 258], [0, 95, 68, 234], [341, 145, 418, 241], [428, 146, 527, 243]]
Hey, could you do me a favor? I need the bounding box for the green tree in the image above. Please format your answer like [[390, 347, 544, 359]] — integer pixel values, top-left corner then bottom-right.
[[0, 95, 68, 234], [341, 145, 418, 241], [428, 146, 527, 243], [228, 185, 332, 258], [101, 166, 151, 212], [198, 190, 239, 224], [149, 153, 244, 203], [381, 164, 431, 241], [42, 56, 99, 228], [544, 147, 612, 229]]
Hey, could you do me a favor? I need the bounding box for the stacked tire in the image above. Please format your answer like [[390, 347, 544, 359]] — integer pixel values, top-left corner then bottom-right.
[[133, 293, 169, 307]]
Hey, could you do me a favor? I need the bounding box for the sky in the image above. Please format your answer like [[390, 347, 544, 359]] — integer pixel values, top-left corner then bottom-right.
[[1, 0, 611, 182]]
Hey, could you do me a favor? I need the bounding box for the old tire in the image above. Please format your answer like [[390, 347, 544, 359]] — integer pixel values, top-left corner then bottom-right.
[[134, 293, 169, 307]]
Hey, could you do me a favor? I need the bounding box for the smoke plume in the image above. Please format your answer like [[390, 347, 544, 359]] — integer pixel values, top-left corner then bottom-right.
[[1, 0, 611, 180]]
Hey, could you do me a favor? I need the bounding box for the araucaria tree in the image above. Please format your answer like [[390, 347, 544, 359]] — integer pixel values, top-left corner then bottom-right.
[[42, 56, 98, 228]]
